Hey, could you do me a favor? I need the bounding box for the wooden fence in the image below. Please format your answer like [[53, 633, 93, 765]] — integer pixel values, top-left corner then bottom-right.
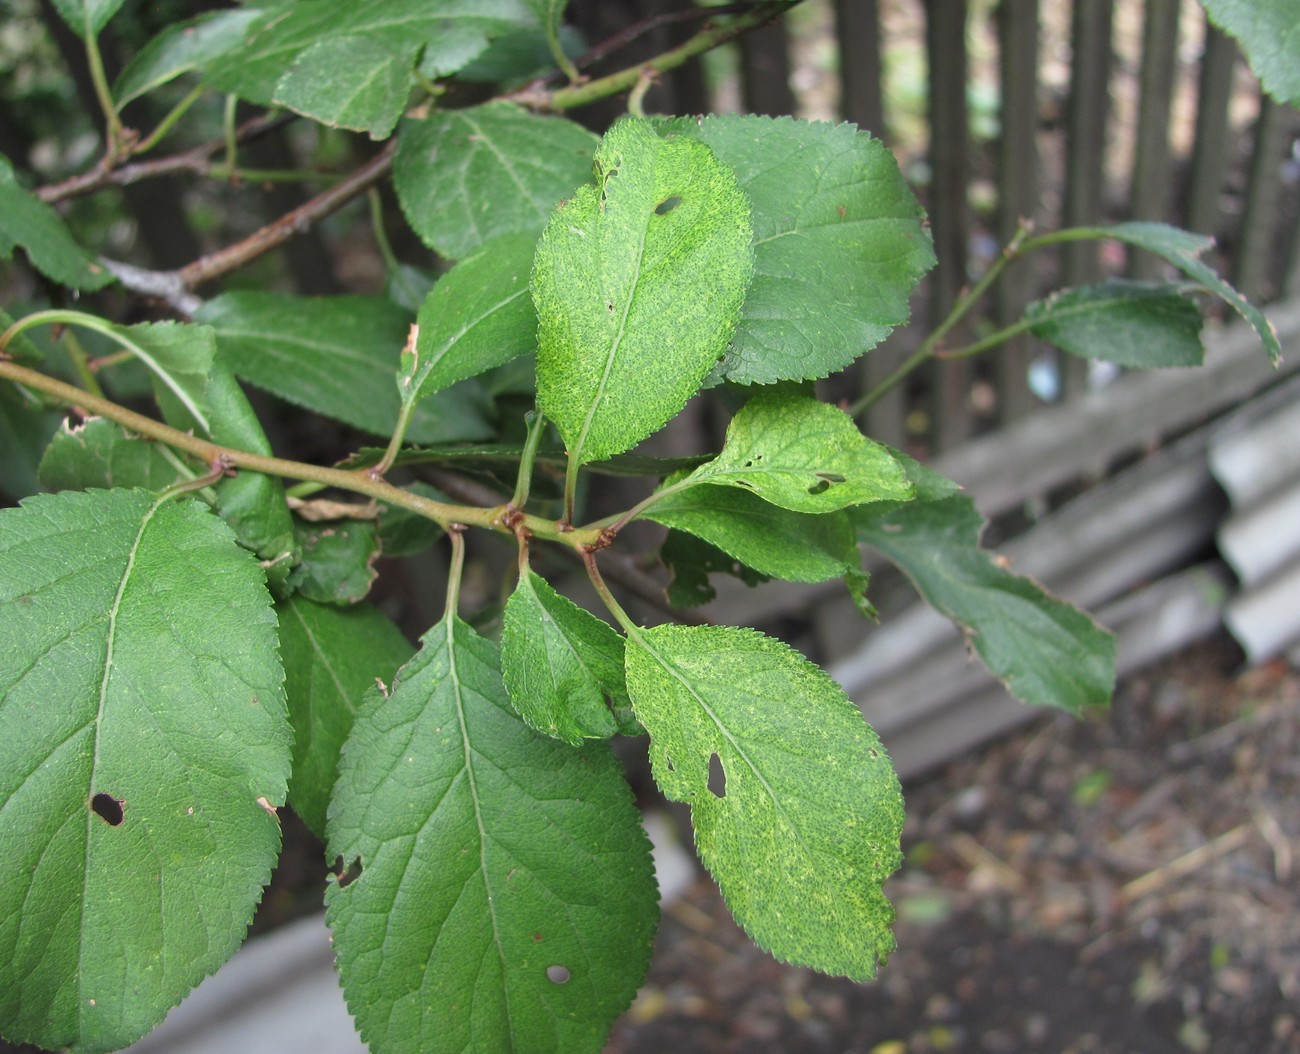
[[573, 0, 1300, 456]]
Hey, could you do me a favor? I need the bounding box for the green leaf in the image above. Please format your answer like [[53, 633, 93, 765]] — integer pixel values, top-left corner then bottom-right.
[[113, 9, 262, 108], [682, 390, 911, 513], [0, 156, 113, 290], [394, 102, 598, 258], [403, 232, 538, 405], [38, 417, 185, 492], [1026, 279, 1205, 368], [0, 383, 65, 500], [853, 454, 1116, 713], [201, 0, 530, 108], [272, 35, 416, 139], [661, 115, 935, 384], [1199, 0, 1300, 104], [624, 624, 902, 980], [659, 530, 770, 608], [0, 489, 290, 1053], [501, 569, 627, 744], [1100, 222, 1281, 365], [534, 118, 754, 466], [646, 482, 858, 585], [286, 518, 380, 606], [276, 596, 412, 838], [48, 0, 125, 37], [195, 292, 492, 443], [123, 320, 217, 435], [326, 616, 658, 1054]]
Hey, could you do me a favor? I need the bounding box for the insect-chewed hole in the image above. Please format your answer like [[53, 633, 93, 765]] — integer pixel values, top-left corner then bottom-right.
[[654, 195, 682, 216], [333, 855, 364, 888], [90, 792, 124, 826], [707, 753, 726, 798], [546, 964, 571, 984]]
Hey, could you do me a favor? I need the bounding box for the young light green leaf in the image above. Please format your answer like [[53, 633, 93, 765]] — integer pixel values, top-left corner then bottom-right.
[[0, 489, 290, 1053], [682, 390, 911, 513], [113, 8, 262, 107], [201, 1, 528, 108], [195, 292, 492, 443], [624, 624, 903, 980], [403, 232, 538, 405], [501, 569, 628, 744], [0, 156, 113, 291], [1100, 222, 1281, 365], [1026, 279, 1205, 368], [534, 118, 753, 467], [276, 596, 412, 838], [661, 115, 935, 384], [286, 519, 381, 606], [326, 616, 657, 1054], [646, 482, 859, 585], [273, 35, 416, 139], [395, 101, 598, 258], [48, 0, 125, 37], [853, 454, 1116, 713], [1199, 0, 1300, 104], [38, 417, 186, 492]]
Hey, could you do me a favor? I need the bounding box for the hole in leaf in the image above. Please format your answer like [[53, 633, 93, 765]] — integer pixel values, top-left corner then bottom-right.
[[664, 755, 675, 772], [334, 855, 364, 888], [707, 753, 726, 798], [547, 964, 571, 984], [654, 195, 682, 216], [90, 792, 124, 826]]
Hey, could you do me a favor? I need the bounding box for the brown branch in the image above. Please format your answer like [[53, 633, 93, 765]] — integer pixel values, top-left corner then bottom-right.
[[176, 141, 397, 290], [36, 113, 291, 204]]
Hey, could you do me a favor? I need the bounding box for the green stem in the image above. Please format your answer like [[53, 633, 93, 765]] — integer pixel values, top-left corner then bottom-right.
[[0, 357, 607, 549], [545, 21, 582, 84], [511, 410, 549, 510], [133, 85, 204, 155], [523, 3, 792, 112], [587, 473, 697, 536], [444, 528, 467, 622], [938, 318, 1038, 361], [223, 94, 239, 173], [60, 329, 105, 399], [82, 18, 126, 158], [368, 188, 400, 273], [583, 549, 644, 641], [849, 220, 1035, 418]]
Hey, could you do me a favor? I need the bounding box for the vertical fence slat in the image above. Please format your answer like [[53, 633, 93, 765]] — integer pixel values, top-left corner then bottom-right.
[[1129, 0, 1182, 280], [739, 17, 796, 116], [834, 0, 886, 138], [995, 0, 1041, 423], [926, 0, 973, 450], [1186, 21, 1238, 238], [1234, 94, 1300, 302], [1061, 0, 1115, 396]]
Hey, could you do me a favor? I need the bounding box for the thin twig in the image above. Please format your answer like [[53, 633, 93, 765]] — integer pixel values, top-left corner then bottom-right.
[[1120, 824, 1252, 903]]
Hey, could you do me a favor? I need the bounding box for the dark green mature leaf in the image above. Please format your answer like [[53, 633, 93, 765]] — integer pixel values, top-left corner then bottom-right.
[[0, 157, 113, 290], [38, 417, 184, 492], [646, 482, 858, 585], [1199, 0, 1300, 104], [534, 118, 753, 466], [682, 390, 911, 513], [286, 519, 380, 606], [403, 232, 537, 404], [113, 8, 262, 107], [327, 616, 657, 1054], [195, 292, 492, 443], [0, 383, 63, 500], [1026, 280, 1205, 368], [1099, 222, 1281, 365], [662, 115, 935, 384], [0, 489, 290, 1053], [501, 569, 627, 744], [48, 0, 125, 37], [276, 596, 412, 838], [659, 530, 770, 607], [273, 35, 416, 139], [853, 455, 1115, 713], [624, 624, 903, 980], [201, 0, 530, 109], [395, 102, 598, 258]]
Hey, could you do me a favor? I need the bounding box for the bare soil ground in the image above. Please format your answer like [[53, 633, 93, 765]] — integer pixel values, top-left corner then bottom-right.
[[605, 634, 1300, 1054]]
